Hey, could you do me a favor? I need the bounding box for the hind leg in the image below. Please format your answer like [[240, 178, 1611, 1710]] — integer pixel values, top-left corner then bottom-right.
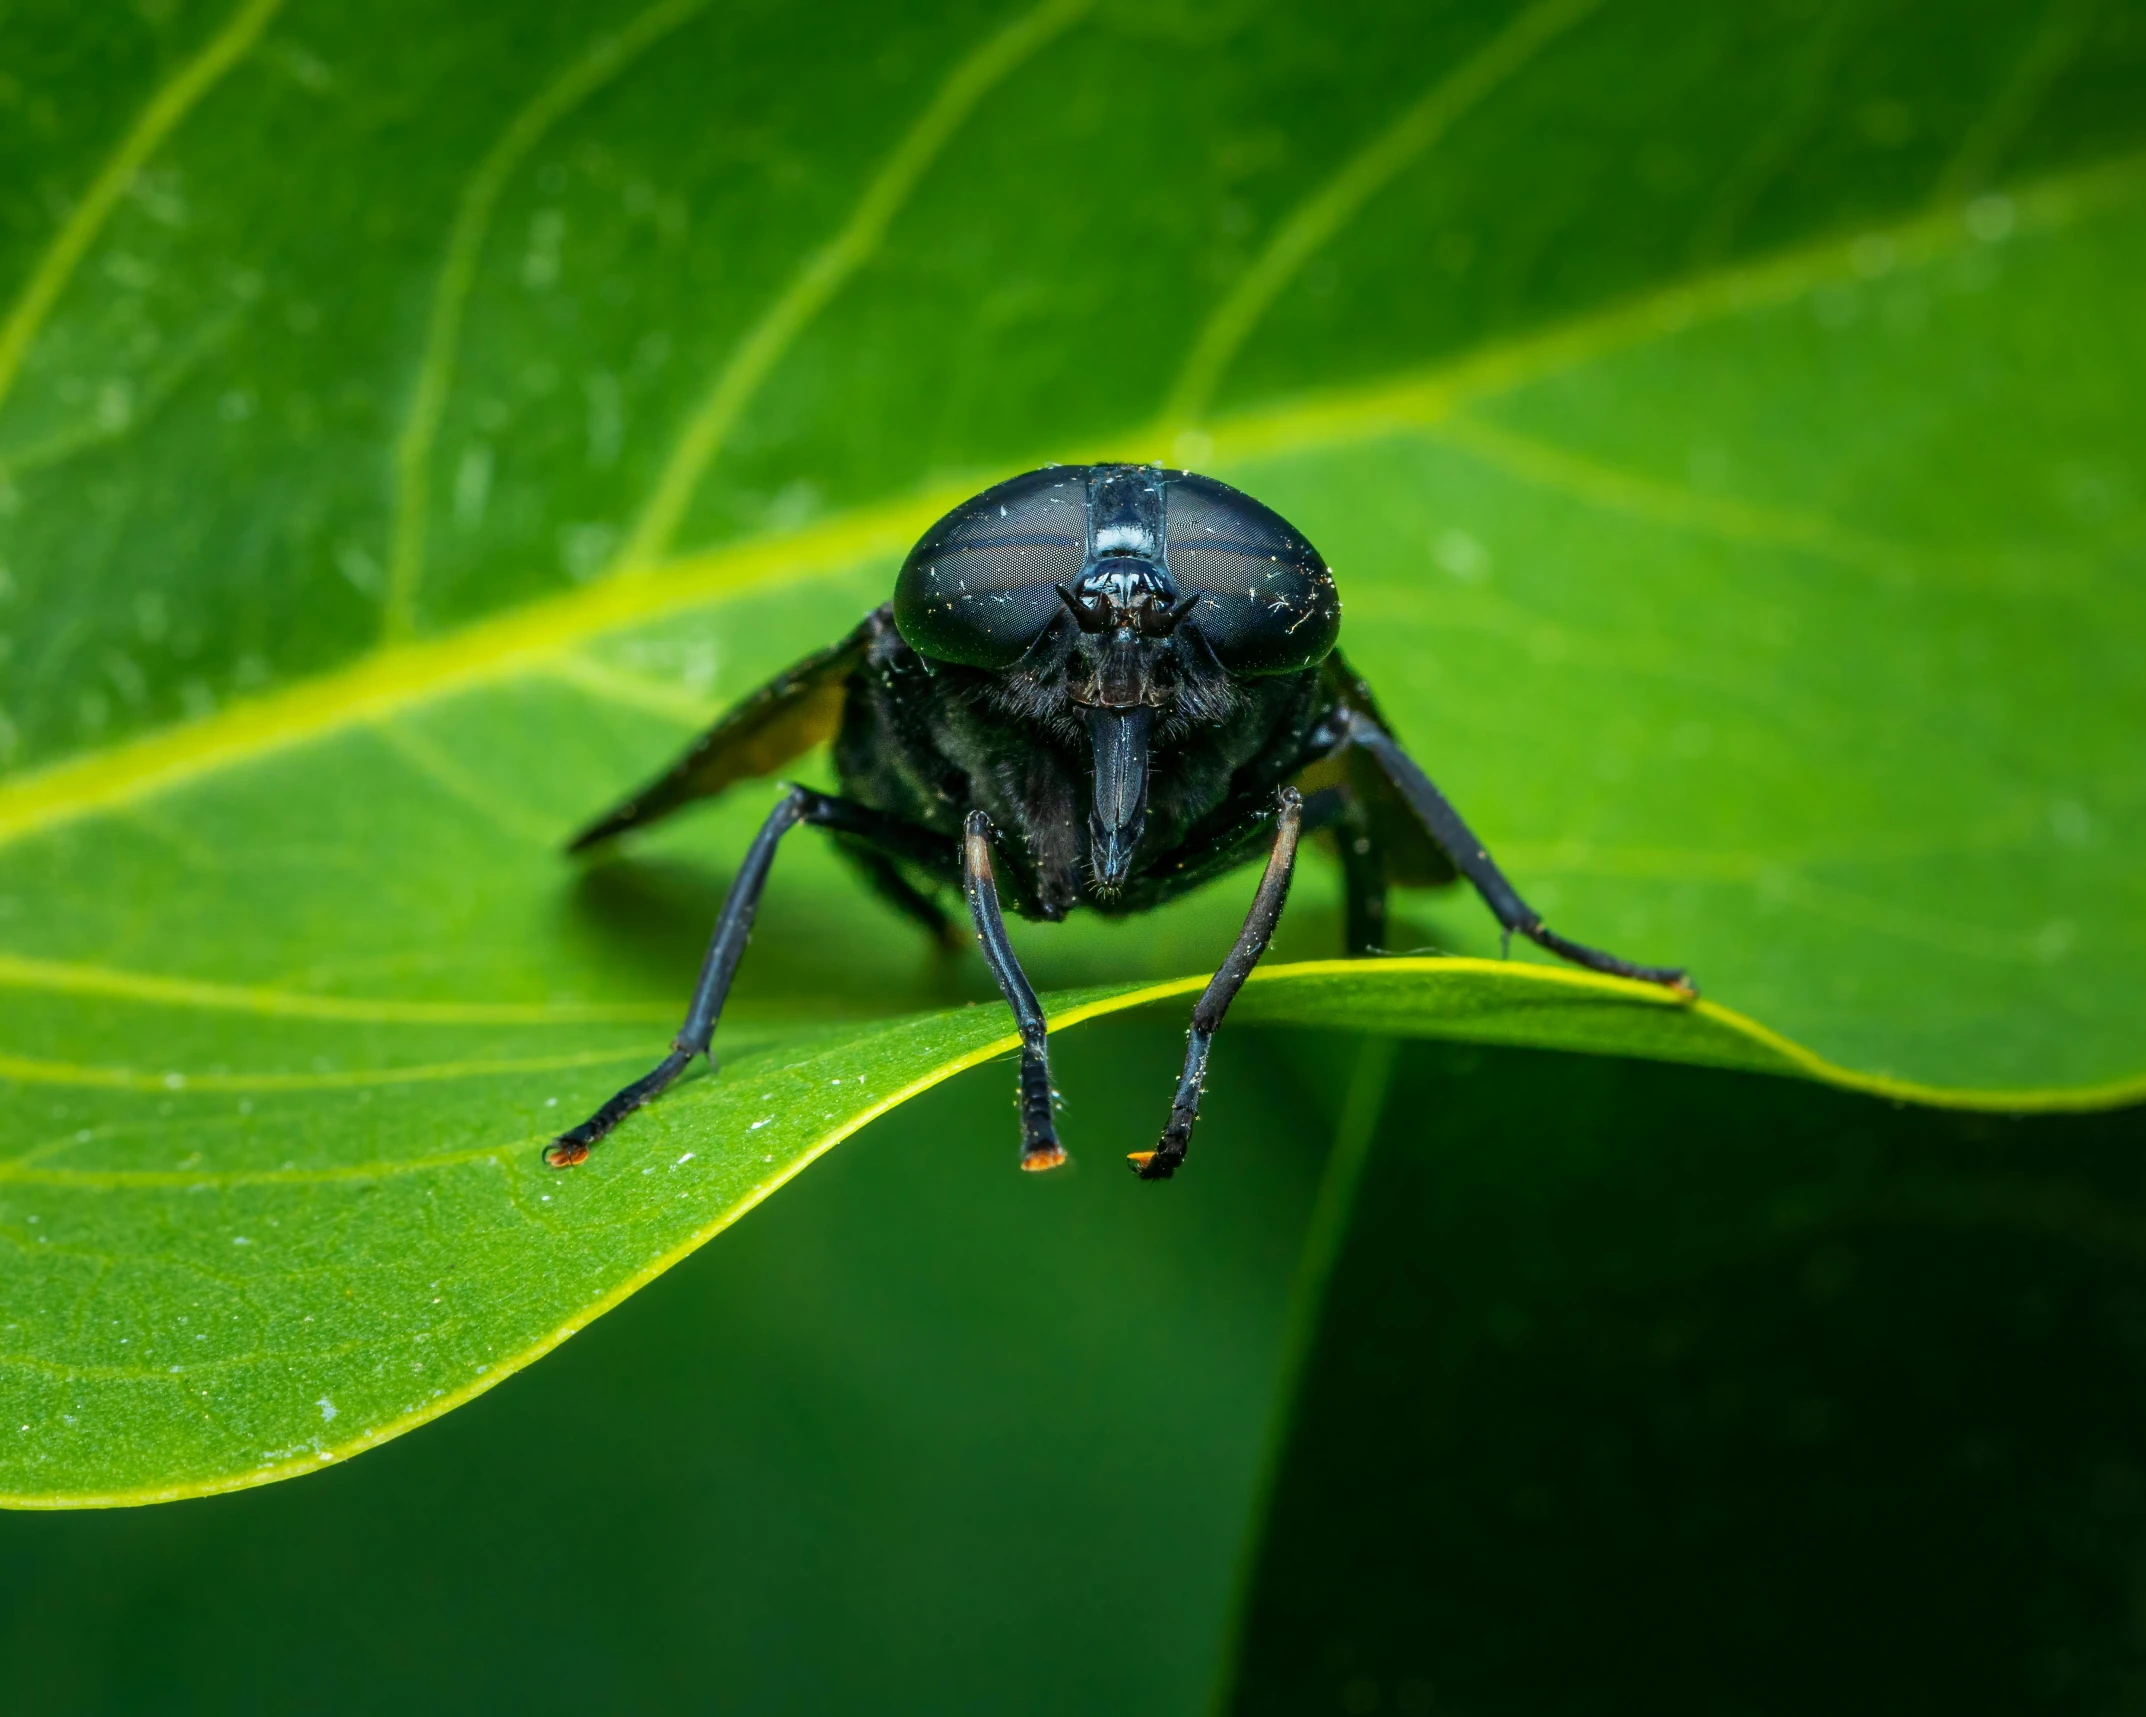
[[1300, 785, 1388, 957]]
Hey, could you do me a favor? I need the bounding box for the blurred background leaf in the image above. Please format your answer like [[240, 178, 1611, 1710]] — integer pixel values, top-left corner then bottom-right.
[[1226, 1042, 2146, 1716], [0, 0, 2142, 1562]]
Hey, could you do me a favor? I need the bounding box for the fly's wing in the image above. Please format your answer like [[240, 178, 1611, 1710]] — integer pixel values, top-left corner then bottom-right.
[[1299, 649, 1458, 887], [566, 609, 881, 852]]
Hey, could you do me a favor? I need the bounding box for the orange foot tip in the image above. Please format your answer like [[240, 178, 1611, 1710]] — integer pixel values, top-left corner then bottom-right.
[[1020, 1144, 1068, 1173], [1125, 1151, 1156, 1173], [543, 1139, 589, 1169], [1667, 975, 1700, 1001]]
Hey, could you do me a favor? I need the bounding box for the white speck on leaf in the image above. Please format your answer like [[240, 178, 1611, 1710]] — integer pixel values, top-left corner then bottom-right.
[[1965, 194, 2014, 243], [1433, 530, 1490, 582]]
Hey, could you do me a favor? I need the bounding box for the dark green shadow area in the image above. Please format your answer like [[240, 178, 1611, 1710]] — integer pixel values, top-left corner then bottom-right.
[[1229, 1040, 2146, 1717], [0, 1021, 1328, 1716]]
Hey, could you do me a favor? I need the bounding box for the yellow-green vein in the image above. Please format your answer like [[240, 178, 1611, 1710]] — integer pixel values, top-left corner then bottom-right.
[[381, 0, 712, 642], [0, 1146, 515, 1190], [539, 652, 722, 726], [1206, 149, 2146, 467], [10, 952, 2145, 1509], [1161, 0, 1606, 434], [1425, 412, 1920, 577], [0, 952, 671, 1024], [611, 0, 1092, 572], [0, 149, 2137, 852], [369, 716, 559, 846], [0, 1045, 649, 1094], [0, 483, 953, 846], [0, 0, 282, 417]]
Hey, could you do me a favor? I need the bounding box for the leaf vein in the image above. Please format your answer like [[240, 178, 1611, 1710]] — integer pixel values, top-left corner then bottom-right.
[[1161, 0, 1607, 431], [381, 0, 714, 641], [0, 150, 2137, 849], [0, 0, 283, 418], [0, 1045, 648, 1094], [0, 952, 673, 1024], [612, 0, 1092, 572]]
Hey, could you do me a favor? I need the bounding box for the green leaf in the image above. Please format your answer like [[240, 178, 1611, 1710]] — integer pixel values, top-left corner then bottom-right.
[[2, 0, 2141, 1502], [1, 1018, 1327, 1713]]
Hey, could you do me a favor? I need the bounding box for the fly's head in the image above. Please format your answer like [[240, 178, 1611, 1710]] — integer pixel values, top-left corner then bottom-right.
[[1048, 551, 1209, 894], [893, 463, 1342, 897]]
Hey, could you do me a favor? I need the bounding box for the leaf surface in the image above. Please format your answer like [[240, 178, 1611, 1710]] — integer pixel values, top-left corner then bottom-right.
[[1, 0, 2142, 1500]]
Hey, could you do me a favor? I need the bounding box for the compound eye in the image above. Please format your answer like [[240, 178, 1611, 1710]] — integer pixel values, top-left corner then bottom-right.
[[1163, 473, 1340, 674], [894, 468, 1087, 668]]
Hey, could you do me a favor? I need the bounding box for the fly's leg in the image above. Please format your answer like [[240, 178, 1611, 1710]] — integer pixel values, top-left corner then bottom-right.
[[1298, 785, 1386, 956], [1337, 802, 1386, 957], [1132, 786, 1304, 1183], [1342, 714, 1694, 994], [547, 787, 956, 1167], [961, 812, 1065, 1172]]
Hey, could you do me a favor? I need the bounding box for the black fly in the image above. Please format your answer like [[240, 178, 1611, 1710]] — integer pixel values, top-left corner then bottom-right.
[[546, 464, 1693, 1180]]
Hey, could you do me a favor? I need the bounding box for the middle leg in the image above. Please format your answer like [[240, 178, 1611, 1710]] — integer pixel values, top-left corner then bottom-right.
[[961, 812, 1065, 1172], [1300, 785, 1387, 956]]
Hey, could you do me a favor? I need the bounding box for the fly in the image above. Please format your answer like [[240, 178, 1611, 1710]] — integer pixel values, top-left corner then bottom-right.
[[546, 464, 1693, 1181]]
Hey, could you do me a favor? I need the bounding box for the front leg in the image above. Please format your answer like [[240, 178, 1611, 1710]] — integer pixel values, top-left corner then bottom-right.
[[961, 812, 1065, 1171], [1342, 713, 1694, 994], [1132, 787, 1304, 1183]]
